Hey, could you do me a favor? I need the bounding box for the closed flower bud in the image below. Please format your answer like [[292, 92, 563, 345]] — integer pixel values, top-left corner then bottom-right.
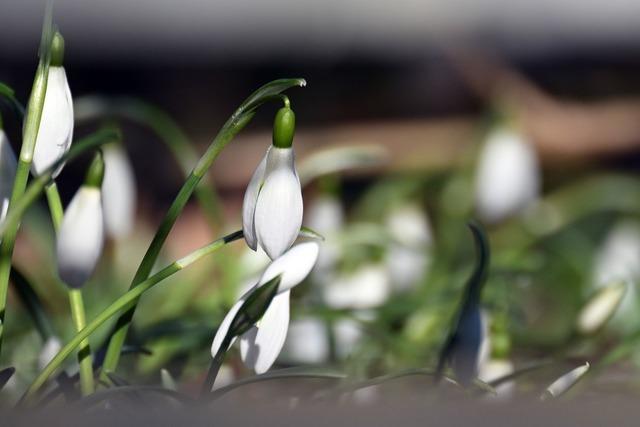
[[243, 106, 303, 260], [56, 153, 105, 288], [30, 32, 73, 178], [102, 144, 136, 239]]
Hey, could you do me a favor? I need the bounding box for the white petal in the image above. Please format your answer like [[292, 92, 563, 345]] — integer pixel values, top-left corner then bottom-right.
[[475, 127, 540, 223], [56, 187, 104, 287], [31, 67, 74, 178], [258, 241, 319, 292], [239, 290, 290, 374], [242, 148, 269, 250], [210, 298, 244, 357], [0, 131, 17, 224], [102, 144, 137, 239], [255, 147, 302, 259], [545, 363, 590, 398]]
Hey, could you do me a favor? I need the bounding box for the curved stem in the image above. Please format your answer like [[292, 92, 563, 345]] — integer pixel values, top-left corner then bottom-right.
[[100, 78, 305, 380], [0, 3, 54, 355], [22, 230, 244, 402]]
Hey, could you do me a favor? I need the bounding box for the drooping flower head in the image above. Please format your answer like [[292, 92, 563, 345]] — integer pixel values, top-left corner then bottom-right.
[[211, 241, 319, 374], [30, 31, 73, 178], [56, 152, 105, 288], [243, 103, 303, 260]]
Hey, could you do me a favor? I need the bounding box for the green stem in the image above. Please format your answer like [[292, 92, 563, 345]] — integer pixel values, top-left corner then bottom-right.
[[100, 78, 305, 380], [200, 336, 231, 396], [46, 183, 94, 396], [22, 230, 244, 402], [0, 2, 53, 355]]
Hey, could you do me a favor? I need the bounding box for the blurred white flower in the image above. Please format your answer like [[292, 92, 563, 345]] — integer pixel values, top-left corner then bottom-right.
[[38, 336, 62, 370], [307, 195, 344, 276], [281, 317, 329, 364], [479, 359, 515, 399], [56, 186, 104, 288], [0, 130, 17, 224], [243, 146, 303, 260], [543, 362, 590, 399], [475, 126, 540, 223], [334, 317, 364, 359], [385, 205, 432, 292], [323, 265, 390, 309], [592, 221, 640, 330], [102, 144, 136, 239], [30, 66, 73, 178], [211, 242, 319, 374]]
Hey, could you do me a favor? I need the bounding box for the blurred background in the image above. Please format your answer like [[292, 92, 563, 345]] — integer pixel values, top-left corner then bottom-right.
[[1, 0, 640, 401]]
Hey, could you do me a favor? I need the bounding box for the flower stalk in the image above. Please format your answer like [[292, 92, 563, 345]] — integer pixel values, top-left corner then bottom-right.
[[0, 2, 54, 355]]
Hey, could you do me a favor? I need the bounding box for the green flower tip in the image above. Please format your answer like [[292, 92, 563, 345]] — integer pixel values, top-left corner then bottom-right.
[[50, 31, 65, 67], [84, 151, 105, 188], [272, 106, 296, 149]]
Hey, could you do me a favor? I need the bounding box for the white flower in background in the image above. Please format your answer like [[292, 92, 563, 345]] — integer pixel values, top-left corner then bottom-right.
[[102, 143, 136, 239], [543, 363, 590, 399], [474, 125, 540, 223], [56, 153, 105, 288], [0, 129, 17, 224], [479, 359, 515, 399], [307, 195, 344, 276], [384, 205, 432, 292], [323, 265, 390, 309], [592, 221, 640, 330], [38, 336, 62, 370], [243, 106, 302, 260], [281, 317, 329, 364], [334, 317, 364, 359], [30, 32, 73, 178], [211, 242, 319, 374]]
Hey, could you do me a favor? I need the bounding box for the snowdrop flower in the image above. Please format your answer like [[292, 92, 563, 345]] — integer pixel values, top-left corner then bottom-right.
[[0, 126, 17, 224], [243, 104, 303, 260], [30, 32, 73, 178], [102, 143, 136, 239], [543, 362, 590, 399], [211, 242, 319, 374], [56, 152, 105, 288], [323, 265, 390, 309], [475, 125, 540, 223], [384, 205, 432, 292]]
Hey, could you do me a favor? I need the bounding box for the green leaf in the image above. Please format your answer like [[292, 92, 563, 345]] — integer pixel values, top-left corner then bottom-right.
[[10, 268, 54, 341], [0, 82, 26, 120], [298, 226, 326, 241], [239, 78, 306, 116], [229, 275, 282, 338]]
